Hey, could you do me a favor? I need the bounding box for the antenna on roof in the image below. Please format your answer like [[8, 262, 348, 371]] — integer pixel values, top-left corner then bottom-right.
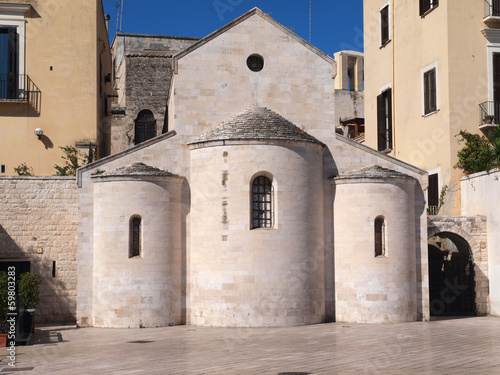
[[309, 0, 312, 43], [115, 0, 124, 33]]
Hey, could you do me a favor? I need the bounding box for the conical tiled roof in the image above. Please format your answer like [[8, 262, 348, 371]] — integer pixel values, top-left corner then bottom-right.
[[332, 165, 415, 181], [188, 107, 324, 146], [91, 162, 179, 178]]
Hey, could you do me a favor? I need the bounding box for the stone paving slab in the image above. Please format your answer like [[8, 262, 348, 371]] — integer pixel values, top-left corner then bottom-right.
[[0, 317, 499, 374]]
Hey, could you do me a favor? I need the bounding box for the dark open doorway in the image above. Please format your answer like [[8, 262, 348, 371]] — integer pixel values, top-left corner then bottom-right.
[[428, 232, 475, 317]]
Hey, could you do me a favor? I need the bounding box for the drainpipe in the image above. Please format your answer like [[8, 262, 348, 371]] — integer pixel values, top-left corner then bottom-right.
[[105, 14, 111, 34], [392, 0, 396, 155]]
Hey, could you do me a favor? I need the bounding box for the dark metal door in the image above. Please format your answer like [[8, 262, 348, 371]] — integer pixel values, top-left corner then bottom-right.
[[429, 258, 475, 316]]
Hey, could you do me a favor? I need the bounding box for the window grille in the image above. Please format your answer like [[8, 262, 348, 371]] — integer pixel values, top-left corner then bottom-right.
[[252, 176, 273, 229]]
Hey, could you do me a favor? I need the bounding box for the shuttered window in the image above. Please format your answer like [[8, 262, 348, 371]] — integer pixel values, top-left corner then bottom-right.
[[424, 68, 437, 115], [428, 174, 439, 207], [420, 0, 438, 16], [380, 5, 389, 46], [0, 27, 18, 99], [377, 88, 392, 152]]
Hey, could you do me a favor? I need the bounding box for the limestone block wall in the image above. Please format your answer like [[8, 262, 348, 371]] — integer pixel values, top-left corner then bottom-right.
[[429, 215, 489, 315], [170, 12, 337, 146], [461, 170, 500, 315], [189, 141, 325, 327], [0, 177, 78, 323], [91, 176, 183, 327], [333, 178, 418, 323]]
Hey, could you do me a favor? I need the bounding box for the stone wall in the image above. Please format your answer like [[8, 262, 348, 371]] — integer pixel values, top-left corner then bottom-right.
[[110, 35, 199, 154], [461, 169, 500, 316], [428, 216, 489, 315], [0, 177, 78, 323]]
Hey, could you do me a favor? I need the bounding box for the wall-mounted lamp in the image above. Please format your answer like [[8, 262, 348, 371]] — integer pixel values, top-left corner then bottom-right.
[[34, 128, 43, 140]]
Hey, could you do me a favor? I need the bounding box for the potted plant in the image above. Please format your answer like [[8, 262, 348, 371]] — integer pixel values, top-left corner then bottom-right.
[[484, 115, 495, 124], [0, 272, 8, 347], [18, 272, 42, 312]]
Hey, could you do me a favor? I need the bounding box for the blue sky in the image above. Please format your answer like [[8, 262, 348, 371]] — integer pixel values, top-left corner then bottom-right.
[[102, 0, 364, 56]]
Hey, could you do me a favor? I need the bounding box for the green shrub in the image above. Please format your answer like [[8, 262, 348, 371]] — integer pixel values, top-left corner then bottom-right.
[[18, 273, 42, 310], [455, 131, 494, 175]]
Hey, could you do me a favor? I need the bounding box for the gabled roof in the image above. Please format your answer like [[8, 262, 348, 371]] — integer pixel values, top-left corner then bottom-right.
[[173, 7, 334, 67], [188, 107, 324, 146]]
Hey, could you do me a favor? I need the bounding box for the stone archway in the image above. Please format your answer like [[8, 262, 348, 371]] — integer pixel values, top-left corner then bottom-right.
[[427, 216, 489, 316]]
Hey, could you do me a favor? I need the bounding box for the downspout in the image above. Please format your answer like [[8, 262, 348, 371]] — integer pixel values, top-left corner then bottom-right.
[[392, 0, 396, 155]]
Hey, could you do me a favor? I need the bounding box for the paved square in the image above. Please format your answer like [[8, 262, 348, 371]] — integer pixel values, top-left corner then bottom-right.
[[2, 317, 499, 374]]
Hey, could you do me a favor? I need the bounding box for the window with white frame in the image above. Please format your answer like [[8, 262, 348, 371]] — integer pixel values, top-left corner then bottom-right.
[[380, 2, 390, 47], [377, 87, 392, 151], [0, 3, 29, 99], [421, 62, 439, 116], [420, 0, 439, 16]]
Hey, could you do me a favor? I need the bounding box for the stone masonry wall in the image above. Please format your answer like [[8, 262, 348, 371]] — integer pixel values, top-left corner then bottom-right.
[[0, 177, 78, 323], [111, 56, 173, 154], [428, 216, 489, 315]]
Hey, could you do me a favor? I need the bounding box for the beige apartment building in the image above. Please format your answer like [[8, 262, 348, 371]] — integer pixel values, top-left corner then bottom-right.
[[0, 0, 111, 176], [364, 0, 498, 215]]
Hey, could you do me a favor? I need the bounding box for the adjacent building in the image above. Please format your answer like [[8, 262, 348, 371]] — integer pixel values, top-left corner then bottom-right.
[[0, 0, 111, 176], [108, 33, 199, 154], [363, 0, 498, 318], [363, 0, 496, 215]]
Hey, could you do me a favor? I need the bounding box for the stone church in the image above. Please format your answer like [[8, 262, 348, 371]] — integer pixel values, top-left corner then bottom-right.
[[74, 8, 430, 327]]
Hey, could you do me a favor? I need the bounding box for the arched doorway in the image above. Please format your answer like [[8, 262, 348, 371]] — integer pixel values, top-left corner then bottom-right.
[[428, 232, 475, 316]]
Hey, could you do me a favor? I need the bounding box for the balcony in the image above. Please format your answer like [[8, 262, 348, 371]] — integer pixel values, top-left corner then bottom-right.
[[0, 74, 41, 113], [484, 0, 500, 27], [479, 101, 499, 137]]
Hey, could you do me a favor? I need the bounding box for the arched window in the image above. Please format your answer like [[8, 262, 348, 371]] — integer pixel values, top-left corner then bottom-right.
[[374, 216, 386, 257], [134, 110, 156, 145], [252, 176, 273, 229], [129, 216, 142, 258]]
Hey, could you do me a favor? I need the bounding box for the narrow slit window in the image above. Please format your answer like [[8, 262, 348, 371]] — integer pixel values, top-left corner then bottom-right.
[[375, 217, 386, 257], [130, 216, 142, 258], [252, 176, 273, 229]]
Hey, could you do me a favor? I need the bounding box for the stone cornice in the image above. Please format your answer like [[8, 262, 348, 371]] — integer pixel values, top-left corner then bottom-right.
[[482, 28, 500, 44], [0, 2, 31, 14]]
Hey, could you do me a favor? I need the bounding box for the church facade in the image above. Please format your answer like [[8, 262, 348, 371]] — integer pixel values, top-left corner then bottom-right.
[[75, 8, 429, 327]]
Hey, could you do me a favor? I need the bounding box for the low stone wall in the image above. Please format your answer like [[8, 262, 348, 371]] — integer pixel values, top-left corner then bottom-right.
[[0, 177, 78, 323], [461, 169, 500, 317]]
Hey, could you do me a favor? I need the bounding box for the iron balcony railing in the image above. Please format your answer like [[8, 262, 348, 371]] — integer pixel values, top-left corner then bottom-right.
[[485, 0, 500, 18], [0, 74, 41, 113], [479, 101, 500, 125]]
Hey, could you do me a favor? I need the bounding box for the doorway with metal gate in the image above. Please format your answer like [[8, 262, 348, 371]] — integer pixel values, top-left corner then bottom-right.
[[428, 232, 475, 317]]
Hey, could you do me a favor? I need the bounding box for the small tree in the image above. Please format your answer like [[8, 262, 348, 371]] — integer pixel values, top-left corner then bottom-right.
[[18, 272, 42, 310], [14, 162, 34, 176], [455, 131, 494, 175], [53, 145, 97, 176]]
